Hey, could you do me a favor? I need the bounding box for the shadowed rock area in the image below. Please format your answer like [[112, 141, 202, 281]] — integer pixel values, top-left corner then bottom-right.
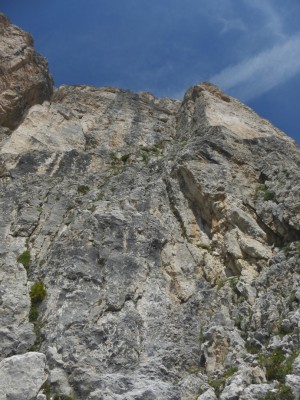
[[0, 15, 300, 400]]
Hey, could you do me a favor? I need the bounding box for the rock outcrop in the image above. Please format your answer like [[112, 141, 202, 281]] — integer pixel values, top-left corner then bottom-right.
[[0, 13, 53, 130], [0, 15, 300, 400]]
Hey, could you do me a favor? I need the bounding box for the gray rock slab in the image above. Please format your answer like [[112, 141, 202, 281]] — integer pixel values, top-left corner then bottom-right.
[[0, 352, 47, 400]]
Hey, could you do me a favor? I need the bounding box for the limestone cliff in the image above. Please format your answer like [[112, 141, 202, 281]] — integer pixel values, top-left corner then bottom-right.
[[0, 15, 300, 400], [0, 14, 53, 130]]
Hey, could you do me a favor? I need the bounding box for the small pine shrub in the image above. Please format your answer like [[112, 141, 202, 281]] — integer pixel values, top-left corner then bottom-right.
[[254, 185, 276, 202], [77, 185, 89, 195], [17, 250, 30, 270], [121, 153, 130, 163], [263, 190, 276, 201], [30, 281, 47, 304]]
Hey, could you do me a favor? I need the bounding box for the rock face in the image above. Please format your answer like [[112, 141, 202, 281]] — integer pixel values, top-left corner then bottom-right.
[[0, 352, 47, 400], [0, 13, 53, 130], [1, 16, 300, 400]]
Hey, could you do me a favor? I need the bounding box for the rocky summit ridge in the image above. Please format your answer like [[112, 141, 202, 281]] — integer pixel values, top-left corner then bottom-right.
[[0, 13, 300, 400]]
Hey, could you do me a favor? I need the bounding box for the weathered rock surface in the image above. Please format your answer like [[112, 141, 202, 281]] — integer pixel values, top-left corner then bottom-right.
[[1, 15, 300, 400], [0, 13, 53, 129], [0, 352, 47, 400]]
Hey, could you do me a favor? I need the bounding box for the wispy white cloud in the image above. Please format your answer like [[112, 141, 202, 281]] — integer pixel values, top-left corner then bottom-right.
[[196, 0, 283, 41], [243, 0, 285, 38], [210, 32, 300, 100], [217, 16, 247, 35], [195, 0, 248, 36]]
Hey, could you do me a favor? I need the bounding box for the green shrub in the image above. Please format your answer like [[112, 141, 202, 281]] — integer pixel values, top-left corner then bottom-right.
[[259, 348, 292, 382], [255, 184, 265, 197], [194, 387, 204, 399], [29, 304, 39, 322], [254, 184, 276, 202], [208, 366, 238, 397], [141, 146, 160, 154], [199, 328, 205, 343], [41, 381, 51, 400], [96, 191, 105, 201], [141, 153, 149, 165], [29, 320, 44, 351], [287, 290, 298, 310], [154, 141, 164, 149], [284, 243, 292, 257], [17, 250, 30, 270], [29, 282, 47, 348], [109, 152, 119, 163], [225, 366, 238, 377], [121, 153, 130, 163], [111, 165, 124, 175], [217, 276, 239, 292], [261, 383, 294, 400], [220, 94, 231, 103], [245, 341, 261, 354], [30, 281, 47, 304], [77, 185, 89, 195], [208, 378, 225, 397], [263, 190, 276, 201]]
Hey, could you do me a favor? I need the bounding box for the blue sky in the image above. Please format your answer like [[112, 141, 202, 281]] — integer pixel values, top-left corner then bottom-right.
[[1, 0, 300, 144]]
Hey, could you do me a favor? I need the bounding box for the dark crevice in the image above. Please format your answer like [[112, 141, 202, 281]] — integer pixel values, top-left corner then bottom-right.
[[245, 202, 300, 246], [203, 140, 234, 161], [163, 177, 189, 241], [258, 171, 268, 184], [176, 168, 214, 239], [244, 203, 282, 246], [190, 202, 212, 239]]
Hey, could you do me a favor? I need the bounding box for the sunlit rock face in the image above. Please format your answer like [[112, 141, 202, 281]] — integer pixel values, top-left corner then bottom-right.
[[1, 15, 300, 400], [0, 13, 53, 130]]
